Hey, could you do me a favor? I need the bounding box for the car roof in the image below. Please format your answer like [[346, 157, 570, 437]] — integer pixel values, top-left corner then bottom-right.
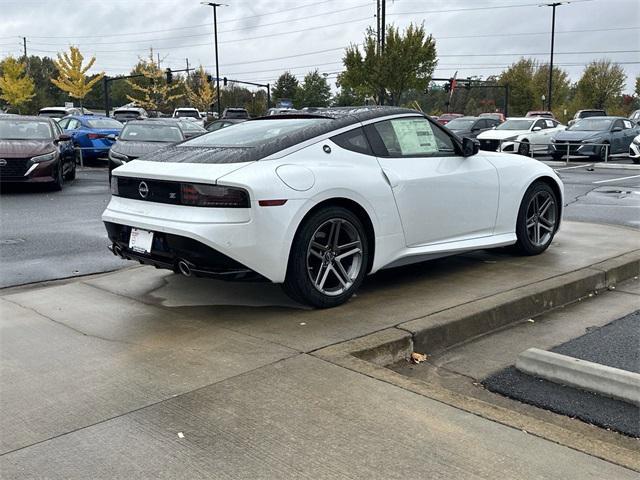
[[575, 116, 623, 120], [126, 119, 177, 126], [0, 114, 52, 122], [64, 114, 111, 121]]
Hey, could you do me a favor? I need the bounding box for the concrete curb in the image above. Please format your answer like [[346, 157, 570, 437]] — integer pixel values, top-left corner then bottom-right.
[[323, 249, 640, 366], [516, 348, 640, 406]]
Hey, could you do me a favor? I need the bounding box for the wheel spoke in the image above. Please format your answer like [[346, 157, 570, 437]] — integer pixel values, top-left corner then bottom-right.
[[538, 196, 552, 216], [331, 220, 342, 249], [308, 247, 324, 260], [526, 216, 536, 229], [336, 247, 361, 261], [539, 222, 554, 233], [315, 263, 331, 290], [333, 259, 351, 286], [336, 240, 361, 252]]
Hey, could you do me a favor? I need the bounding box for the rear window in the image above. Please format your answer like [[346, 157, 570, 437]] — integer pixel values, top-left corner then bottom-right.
[[114, 110, 143, 120], [183, 118, 330, 148], [120, 124, 184, 142], [87, 118, 123, 129], [38, 110, 66, 118], [175, 110, 200, 118], [0, 119, 53, 140]]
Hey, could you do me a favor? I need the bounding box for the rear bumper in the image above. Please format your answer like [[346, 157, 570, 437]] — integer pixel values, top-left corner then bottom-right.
[[105, 222, 265, 281]]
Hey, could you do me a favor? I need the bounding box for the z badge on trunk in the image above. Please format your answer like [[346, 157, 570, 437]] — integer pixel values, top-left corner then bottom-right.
[[129, 228, 154, 253]]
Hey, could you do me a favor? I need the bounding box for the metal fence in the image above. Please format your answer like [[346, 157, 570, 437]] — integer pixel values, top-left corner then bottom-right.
[[498, 139, 611, 165], [73, 146, 111, 168]]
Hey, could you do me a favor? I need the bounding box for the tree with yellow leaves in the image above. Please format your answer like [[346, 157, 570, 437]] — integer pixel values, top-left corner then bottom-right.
[[51, 46, 104, 109], [185, 66, 216, 113], [126, 49, 183, 114], [0, 57, 35, 113]]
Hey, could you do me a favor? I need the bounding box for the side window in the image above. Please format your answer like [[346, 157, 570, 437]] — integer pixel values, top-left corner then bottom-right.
[[622, 120, 633, 130], [331, 127, 372, 155], [534, 119, 546, 130], [613, 120, 624, 130], [67, 119, 80, 129], [372, 117, 455, 157], [477, 119, 488, 129], [53, 122, 63, 136], [58, 119, 69, 129]]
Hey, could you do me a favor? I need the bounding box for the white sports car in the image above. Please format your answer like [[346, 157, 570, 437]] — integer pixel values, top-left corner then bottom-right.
[[477, 117, 564, 155], [103, 107, 563, 308]]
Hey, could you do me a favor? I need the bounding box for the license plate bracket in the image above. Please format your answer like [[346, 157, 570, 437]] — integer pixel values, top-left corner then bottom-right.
[[129, 228, 154, 254]]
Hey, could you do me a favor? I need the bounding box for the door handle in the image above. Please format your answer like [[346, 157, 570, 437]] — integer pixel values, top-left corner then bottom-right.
[[381, 168, 399, 187]]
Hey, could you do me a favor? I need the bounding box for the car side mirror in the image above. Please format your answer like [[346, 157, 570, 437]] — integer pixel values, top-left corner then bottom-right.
[[462, 136, 479, 157], [106, 134, 117, 141], [532, 126, 542, 131], [54, 134, 72, 143]]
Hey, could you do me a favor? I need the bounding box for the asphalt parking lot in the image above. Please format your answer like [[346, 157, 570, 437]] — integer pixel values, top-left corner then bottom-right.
[[1, 159, 639, 290]]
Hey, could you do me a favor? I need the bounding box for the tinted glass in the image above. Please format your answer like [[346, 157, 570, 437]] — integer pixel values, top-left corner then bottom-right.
[[178, 121, 205, 132], [0, 119, 53, 140], [580, 111, 606, 118], [87, 118, 123, 129], [114, 110, 143, 120], [331, 127, 372, 155], [175, 110, 200, 118], [183, 118, 330, 147], [120, 124, 184, 142], [445, 118, 476, 130], [38, 110, 66, 118], [496, 119, 534, 130], [569, 118, 613, 131]]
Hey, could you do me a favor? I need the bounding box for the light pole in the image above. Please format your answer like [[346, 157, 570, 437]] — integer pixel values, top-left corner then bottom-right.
[[540, 2, 568, 112], [201, 2, 226, 117]]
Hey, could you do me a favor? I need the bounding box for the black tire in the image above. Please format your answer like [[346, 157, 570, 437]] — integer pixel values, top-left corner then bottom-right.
[[50, 163, 64, 191], [283, 206, 369, 308], [514, 181, 559, 256], [633, 158, 640, 165], [551, 151, 563, 161], [64, 158, 76, 181], [518, 140, 530, 156]]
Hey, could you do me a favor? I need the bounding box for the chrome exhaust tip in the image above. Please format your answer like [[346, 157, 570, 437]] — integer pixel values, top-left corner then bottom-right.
[[177, 260, 192, 277], [111, 244, 123, 257]]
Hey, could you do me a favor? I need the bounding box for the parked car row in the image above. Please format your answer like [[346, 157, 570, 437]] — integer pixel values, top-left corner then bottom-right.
[[446, 113, 639, 162]]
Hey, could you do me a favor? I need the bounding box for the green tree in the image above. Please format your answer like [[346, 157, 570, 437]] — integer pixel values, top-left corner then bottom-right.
[[332, 84, 365, 106], [498, 58, 537, 116], [340, 23, 437, 106], [51, 46, 104, 108], [296, 70, 331, 108], [0, 57, 35, 113], [271, 71, 299, 105], [531, 64, 571, 115], [635, 76, 640, 97], [126, 49, 184, 114], [574, 60, 626, 110]]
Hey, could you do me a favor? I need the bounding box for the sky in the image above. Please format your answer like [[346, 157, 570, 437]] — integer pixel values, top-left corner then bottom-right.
[[0, 0, 638, 94]]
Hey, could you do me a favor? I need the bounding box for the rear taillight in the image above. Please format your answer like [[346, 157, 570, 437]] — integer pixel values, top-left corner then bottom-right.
[[180, 183, 249, 208], [87, 133, 105, 140]]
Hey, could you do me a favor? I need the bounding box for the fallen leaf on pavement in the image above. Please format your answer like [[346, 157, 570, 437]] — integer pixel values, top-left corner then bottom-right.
[[410, 352, 428, 364]]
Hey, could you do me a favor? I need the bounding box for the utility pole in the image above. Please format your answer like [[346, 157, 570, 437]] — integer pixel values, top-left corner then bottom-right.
[[185, 58, 190, 74], [381, 0, 386, 51], [202, 2, 226, 117], [376, 0, 381, 51], [22, 37, 27, 58], [541, 2, 566, 112], [157, 52, 161, 68]]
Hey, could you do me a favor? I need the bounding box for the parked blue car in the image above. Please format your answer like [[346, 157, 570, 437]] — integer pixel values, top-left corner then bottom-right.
[[57, 115, 123, 160]]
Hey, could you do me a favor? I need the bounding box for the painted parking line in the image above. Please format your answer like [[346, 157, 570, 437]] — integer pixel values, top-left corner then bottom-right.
[[592, 174, 640, 184]]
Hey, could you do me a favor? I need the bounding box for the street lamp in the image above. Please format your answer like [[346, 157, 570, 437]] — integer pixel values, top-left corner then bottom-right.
[[539, 1, 572, 112], [201, 2, 227, 117]]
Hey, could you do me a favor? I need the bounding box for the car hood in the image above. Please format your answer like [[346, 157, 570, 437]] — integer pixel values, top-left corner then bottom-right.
[[476, 129, 527, 140], [111, 140, 174, 158], [553, 130, 603, 142], [448, 128, 472, 135], [0, 139, 56, 158]]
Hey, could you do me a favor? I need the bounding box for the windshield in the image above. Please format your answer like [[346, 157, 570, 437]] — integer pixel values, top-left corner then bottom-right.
[[119, 124, 184, 142], [578, 111, 605, 119], [114, 111, 143, 120], [87, 118, 123, 129], [0, 119, 53, 140], [175, 110, 200, 118], [496, 119, 534, 131], [446, 118, 476, 130], [183, 118, 330, 147], [569, 118, 613, 131], [178, 122, 205, 132]]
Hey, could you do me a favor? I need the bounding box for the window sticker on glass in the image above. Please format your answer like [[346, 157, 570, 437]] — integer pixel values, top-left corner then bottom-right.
[[391, 119, 437, 155], [623, 120, 632, 129], [545, 120, 555, 127]]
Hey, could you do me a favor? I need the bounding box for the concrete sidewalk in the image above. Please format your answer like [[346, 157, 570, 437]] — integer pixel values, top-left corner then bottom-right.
[[1, 221, 639, 478]]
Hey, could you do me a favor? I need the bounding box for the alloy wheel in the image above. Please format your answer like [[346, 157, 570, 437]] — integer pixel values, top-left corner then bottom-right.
[[525, 190, 556, 246], [306, 218, 363, 296]]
